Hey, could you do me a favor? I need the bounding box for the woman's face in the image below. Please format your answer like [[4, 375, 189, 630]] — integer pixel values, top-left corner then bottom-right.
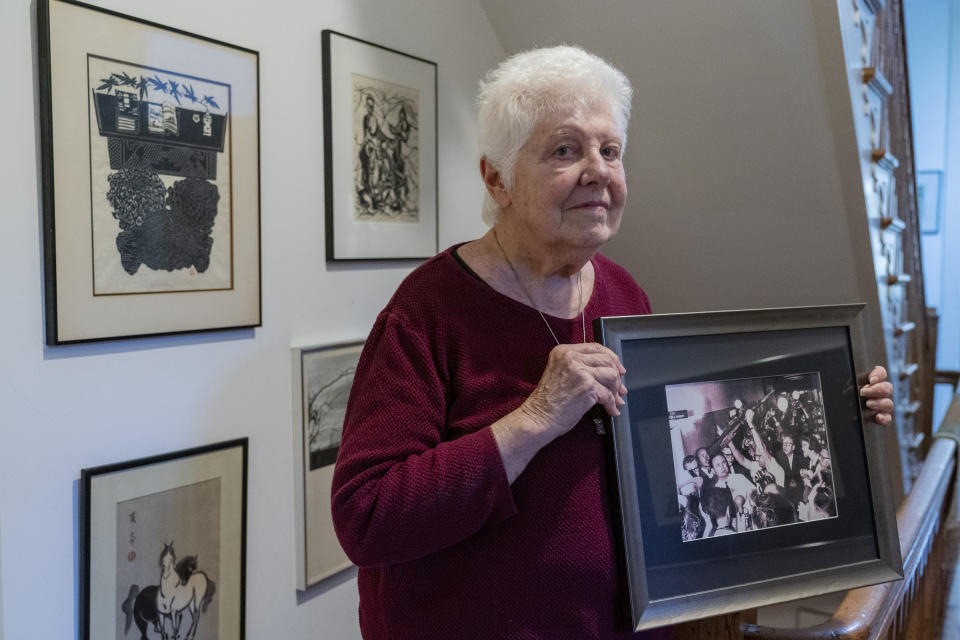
[[498, 107, 626, 255]]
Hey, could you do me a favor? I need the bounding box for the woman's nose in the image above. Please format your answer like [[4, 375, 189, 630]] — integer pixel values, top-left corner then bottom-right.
[[580, 149, 611, 186]]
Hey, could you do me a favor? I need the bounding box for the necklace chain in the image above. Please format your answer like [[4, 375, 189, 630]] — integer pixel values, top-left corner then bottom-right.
[[491, 231, 605, 435], [493, 232, 586, 345]]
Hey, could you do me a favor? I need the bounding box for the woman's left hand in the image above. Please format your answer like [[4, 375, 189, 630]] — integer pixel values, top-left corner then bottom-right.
[[860, 365, 894, 425]]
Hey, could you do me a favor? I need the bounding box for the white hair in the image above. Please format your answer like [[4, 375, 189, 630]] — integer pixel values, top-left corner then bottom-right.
[[476, 45, 633, 225]]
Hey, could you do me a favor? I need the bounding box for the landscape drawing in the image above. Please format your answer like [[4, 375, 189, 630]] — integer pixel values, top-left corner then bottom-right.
[[303, 348, 360, 470]]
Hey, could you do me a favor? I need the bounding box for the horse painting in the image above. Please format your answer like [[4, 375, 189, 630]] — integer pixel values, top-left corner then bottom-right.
[[122, 542, 216, 640], [121, 583, 162, 640], [157, 542, 216, 640]]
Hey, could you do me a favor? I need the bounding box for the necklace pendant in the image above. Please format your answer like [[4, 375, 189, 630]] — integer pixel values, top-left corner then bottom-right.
[[591, 407, 607, 435]]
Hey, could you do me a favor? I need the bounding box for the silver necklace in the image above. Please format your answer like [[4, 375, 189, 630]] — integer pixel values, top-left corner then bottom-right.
[[493, 231, 585, 344], [492, 232, 606, 434]]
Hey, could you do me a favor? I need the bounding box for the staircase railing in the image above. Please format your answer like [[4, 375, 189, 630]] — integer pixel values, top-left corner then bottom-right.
[[740, 393, 960, 640]]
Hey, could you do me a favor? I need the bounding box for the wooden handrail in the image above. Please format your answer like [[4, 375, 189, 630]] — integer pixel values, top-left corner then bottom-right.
[[741, 393, 960, 640]]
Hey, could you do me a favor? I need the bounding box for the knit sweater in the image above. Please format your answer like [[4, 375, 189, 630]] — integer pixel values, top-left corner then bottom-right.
[[331, 246, 653, 639]]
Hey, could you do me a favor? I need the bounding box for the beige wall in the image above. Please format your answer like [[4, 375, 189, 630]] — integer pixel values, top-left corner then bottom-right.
[[481, 0, 879, 316]]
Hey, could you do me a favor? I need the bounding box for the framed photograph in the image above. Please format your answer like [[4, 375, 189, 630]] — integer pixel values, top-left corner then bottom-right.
[[291, 341, 363, 589], [322, 29, 438, 260], [38, 0, 261, 344], [593, 304, 902, 631], [79, 438, 247, 640], [916, 170, 942, 234]]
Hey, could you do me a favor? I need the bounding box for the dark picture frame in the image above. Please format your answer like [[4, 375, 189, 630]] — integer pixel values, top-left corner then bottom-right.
[[290, 340, 363, 589], [79, 438, 247, 640], [322, 29, 438, 260], [38, 0, 261, 344], [593, 304, 902, 631]]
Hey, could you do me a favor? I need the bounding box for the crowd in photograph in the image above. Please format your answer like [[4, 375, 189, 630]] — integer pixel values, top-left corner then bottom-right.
[[675, 388, 836, 541]]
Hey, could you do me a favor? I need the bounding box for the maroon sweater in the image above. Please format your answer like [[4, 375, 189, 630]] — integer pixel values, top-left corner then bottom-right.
[[331, 246, 654, 639]]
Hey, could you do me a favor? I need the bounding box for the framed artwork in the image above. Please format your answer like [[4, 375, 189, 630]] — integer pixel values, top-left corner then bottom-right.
[[916, 170, 942, 234], [291, 341, 363, 589], [79, 438, 247, 640], [593, 304, 902, 631], [322, 29, 438, 260], [38, 0, 261, 344]]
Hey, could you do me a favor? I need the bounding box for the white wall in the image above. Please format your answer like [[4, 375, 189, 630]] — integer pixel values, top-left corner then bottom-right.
[[904, 0, 960, 428], [0, 1, 503, 638]]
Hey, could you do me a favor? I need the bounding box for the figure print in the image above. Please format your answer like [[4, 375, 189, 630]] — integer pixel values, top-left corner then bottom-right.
[[351, 74, 420, 222]]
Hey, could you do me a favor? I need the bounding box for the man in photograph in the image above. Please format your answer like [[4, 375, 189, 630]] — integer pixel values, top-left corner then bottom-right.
[[710, 453, 756, 511], [775, 434, 809, 505], [677, 454, 704, 499], [696, 447, 716, 484], [727, 411, 786, 490], [722, 445, 751, 478], [701, 486, 738, 537]]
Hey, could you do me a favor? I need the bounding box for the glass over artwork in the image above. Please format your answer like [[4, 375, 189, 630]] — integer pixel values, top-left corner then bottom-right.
[[292, 341, 361, 589], [80, 438, 246, 640], [116, 479, 221, 640], [322, 29, 437, 260], [88, 55, 233, 295], [352, 74, 420, 223], [593, 306, 902, 631], [668, 372, 838, 543], [40, 0, 260, 342], [302, 347, 358, 470]]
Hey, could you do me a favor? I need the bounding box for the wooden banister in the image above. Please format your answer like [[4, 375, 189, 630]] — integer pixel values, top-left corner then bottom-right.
[[741, 393, 960, 640]]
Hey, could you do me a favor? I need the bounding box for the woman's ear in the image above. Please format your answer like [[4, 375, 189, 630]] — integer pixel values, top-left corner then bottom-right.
[[480, 157, 511, 208]]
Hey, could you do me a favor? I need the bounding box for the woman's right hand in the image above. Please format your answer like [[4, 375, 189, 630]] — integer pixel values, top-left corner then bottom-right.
[[491, 342, 627, 484], [517, 343, 627, 440]]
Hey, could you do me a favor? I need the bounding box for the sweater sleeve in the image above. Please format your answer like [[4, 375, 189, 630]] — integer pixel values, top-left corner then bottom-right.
[[331, 310, 518, 567]]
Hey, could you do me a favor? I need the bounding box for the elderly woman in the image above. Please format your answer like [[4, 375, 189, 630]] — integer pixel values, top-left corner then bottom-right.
[[331, 46, 894, 639]]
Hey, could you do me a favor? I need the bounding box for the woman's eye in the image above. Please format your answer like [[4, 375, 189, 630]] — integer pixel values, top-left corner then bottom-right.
[[554, 145, 572, 157], [602, 146, 621, 160]]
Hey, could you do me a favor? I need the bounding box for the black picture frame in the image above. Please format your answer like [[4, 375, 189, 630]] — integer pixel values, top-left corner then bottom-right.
[[593, 304, 902, 631], [38, 0, 262, 344], [322, 29, 438, 260], [79, 438, 248, 640]]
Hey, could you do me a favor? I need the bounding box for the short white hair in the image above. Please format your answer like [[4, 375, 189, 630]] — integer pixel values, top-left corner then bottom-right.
[[477, 45, 633, 225]]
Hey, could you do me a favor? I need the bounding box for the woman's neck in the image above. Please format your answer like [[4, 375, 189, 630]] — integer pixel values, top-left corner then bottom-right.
[[457, 230, 596, 319]]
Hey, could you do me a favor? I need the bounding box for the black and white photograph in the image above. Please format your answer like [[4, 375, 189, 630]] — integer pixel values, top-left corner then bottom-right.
[[38, 0, 261, 344], [352, 74, 420, 223], [80, 439, 247, 640], [291, 341, 362, 589], [667, 373, 838, 543], [323, 29, 437, 260]]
